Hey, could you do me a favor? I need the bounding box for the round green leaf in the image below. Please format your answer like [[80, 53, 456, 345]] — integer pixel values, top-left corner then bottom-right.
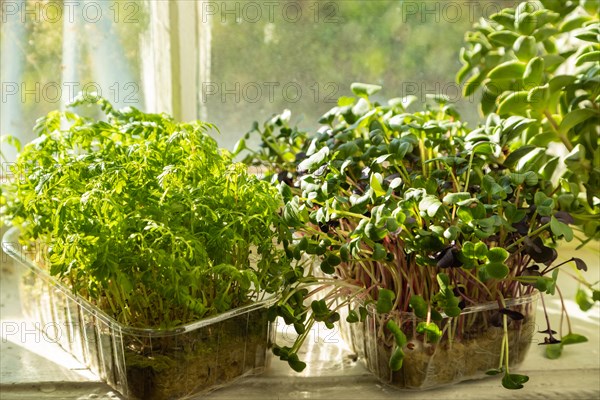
[[523, 57, 544, 88], [497, 91, 529, 115], [351, 82, 382, 97], [488, 61, 526, 81], [513, 36, 537, 61], [488, 247, 509, 262], [484, 262, 510, 279], [376, 288, 396, 314]]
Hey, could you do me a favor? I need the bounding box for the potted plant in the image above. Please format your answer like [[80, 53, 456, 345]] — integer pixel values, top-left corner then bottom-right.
[[236, 1, 599, 388], [0, 96, 292, 399]]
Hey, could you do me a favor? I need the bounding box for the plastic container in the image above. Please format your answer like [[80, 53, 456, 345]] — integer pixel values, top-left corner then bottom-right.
[[2, 228, 275, 400], [342, 292, 538, 390]]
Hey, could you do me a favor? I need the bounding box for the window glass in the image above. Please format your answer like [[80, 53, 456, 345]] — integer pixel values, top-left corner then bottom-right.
[[204, 0, 513, 149], [1, 0, 514, 160], [1, 0, 147, 162]]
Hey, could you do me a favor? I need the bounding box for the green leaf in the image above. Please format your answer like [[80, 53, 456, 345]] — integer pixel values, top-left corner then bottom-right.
[[326, 253, 342, 267], [513, 36, 537, 61], [298, 147, 329, 172], [386, 217, 399, 232], [463, 70, 486, 97], [576, 289, 594, 311], [505, 204, 527, 223], [442, 192, 471, 205], [278, 181, 293, 203], [475, 242, 488, 259], [550, 216, 574, 241], [370, 173, 386, 197], [297, 237, 308, 251], [487, 248, 509, 262], [444, 306, 461, 317], [372, 243, 387, 260], [484, 262, 510, 279], [283, 197, 305, 227], [542, 54, 566, 70], [287, 354, 307, 372], [456, 63, 472, 85], [510, 172, 526, 185], [516, 12, 536, 35], [409, 295, 428, 318], [339, 244, 350, 262], [488, 61, 526, 80], [351, 82, 382, 97], [485, 368, 504, 376], [534, 191, 547, 206], [389, 346, 405, 371], [576, 30, 600, 43], [576, 51, 600, 66], [533, 27, 559, 41], [497, 91, 529, 115], [311, 299, 329, 317], [502, 373, 529, 389], [524, 171, 538, 186], [561, 333, 588, 346], [359, 306, 368, 322], [482, 175, 507, 199], [320, 259, 334, 274], [489, 31, 520, 47], [1, 135, 22, 153], [365, 222, 387, 241], [534, 277, 548, 292], [545, 343, 563, 359], [527, 85, 550, 112], [294, 322, 306, 335], [490, 11, 515, 30], [558, 109, 598, 135], [232, 138, 246, 155], [559, 16, 591, 32], [528, 131, 557, 147], [523, 57, 544, 87], [416, 321, 442, 343], [443, 226, 459, 241], [504, 145, 537, 168], [419, 195, 442, 218], [437, 272, 450, 288], [387, 320, 407, 347], [346, 310, 359, 323], [337, 96, 355, 107], [376, 288, 395, 314]]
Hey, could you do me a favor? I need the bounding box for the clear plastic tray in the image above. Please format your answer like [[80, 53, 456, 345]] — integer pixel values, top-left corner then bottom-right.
[[2, 227, 275, 400], [341, 292, 538, 390]]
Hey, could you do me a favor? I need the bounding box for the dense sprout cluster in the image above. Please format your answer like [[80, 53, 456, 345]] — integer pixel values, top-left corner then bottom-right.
[[238, 0, 599, 388], [1, 97, 290, 329]]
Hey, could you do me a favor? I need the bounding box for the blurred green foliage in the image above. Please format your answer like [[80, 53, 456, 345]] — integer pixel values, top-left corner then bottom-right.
[[207, 0, 514, 146]]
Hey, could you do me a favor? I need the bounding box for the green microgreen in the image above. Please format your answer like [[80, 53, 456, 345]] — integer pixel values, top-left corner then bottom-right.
[[240, 0, 599, 390], [1, 96, 292, 329]]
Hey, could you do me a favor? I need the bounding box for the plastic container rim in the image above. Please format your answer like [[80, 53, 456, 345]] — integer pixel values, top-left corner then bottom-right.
[[359, 290, 538, 319]]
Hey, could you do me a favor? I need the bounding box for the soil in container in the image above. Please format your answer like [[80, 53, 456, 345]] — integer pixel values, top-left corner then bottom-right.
[[124, 308, 271, 400], [356, 297, 537, 390]]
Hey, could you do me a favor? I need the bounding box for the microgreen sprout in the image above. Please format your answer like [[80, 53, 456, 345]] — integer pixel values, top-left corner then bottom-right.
[[241, 0, 599, 389], [1, 96, 292, 329]]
